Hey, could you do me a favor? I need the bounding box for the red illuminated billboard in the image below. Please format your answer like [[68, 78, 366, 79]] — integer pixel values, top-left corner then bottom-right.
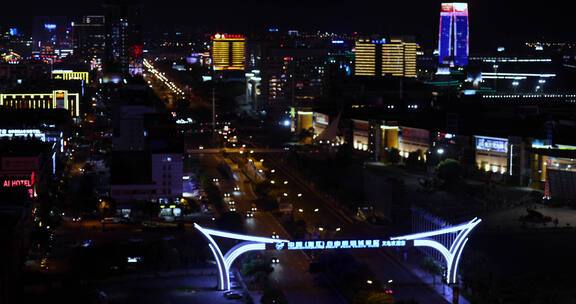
[[441, 3, 454, 12], [442, 3, 468, 13], [401, 127, 429, 143]]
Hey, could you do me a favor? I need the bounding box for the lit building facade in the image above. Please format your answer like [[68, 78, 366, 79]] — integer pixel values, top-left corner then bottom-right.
[[438, 2, 469, 66], [51, 70, 89, 82], [382, 39, 417, 77], [352, 119, 372, 152], [0, 90, 80, 117], [289, 107, 314, 143], [355, 38, 418, 77], [313, 112, 329, 138], [211, 34, 246, 71], [398, 127, 430, 158], [474, 135, 509, 174], [0, 139, 56, 199], [354, 39, 377, 76]]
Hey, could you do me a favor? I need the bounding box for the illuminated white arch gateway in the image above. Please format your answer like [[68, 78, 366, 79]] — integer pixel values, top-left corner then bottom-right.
[[390, 217, 482, 284], [195, 217, 481, 290], [194, 223, 288, 290]]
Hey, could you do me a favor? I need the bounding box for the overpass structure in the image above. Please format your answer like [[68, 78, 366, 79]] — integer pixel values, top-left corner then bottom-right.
[[195, 217, 482, 291]]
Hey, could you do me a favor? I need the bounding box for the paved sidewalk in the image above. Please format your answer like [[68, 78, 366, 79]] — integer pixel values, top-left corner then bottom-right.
[[401, 252, 470, 304], [235, 269, 261, 303]]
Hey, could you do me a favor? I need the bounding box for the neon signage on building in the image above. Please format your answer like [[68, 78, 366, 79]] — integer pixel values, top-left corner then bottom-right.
[[475, 136, 508, 153], [2, 172, 35, 198], [3, 179, 32, 187]]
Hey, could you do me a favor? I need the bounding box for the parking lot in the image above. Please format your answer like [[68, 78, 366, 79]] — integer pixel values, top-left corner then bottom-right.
[[98, 272, 249, 304]]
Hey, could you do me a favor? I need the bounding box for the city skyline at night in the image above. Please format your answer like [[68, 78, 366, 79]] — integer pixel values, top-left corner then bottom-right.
[[1, 1, 574, 49], [1, 1, 576, 304]]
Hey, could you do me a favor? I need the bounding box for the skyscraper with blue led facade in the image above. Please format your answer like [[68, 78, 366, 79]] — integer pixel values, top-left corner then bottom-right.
[[438, 3, 469, 66]]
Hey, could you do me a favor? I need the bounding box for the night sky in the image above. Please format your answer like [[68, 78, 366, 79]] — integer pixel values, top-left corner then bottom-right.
[[1, 0, 572, 49]]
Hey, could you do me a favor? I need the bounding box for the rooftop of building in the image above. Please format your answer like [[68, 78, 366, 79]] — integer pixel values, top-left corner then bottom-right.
[[0, 108, 72, 130], [0, 188, 30, 207], [145, 114, 184, 153], [0, 189, 33, 231], [0, 137, 52, 158], [2, 78, 83, 94], [107, 80, 163, 106], [110, 151, 152, 185]]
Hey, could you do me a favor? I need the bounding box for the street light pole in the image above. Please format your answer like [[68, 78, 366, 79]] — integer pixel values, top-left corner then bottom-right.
[[451, 283, 459, 304], [212, 87, 216, 135]]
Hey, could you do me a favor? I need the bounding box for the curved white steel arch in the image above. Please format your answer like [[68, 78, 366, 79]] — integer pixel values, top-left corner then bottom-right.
[[413, 239, 452, 264], [451, 238, 469, 283], [208, 243, 225, 289], [224, 242, 266, 270], [194, 223, 287, 290], [391, 217, 482, 284], [195, 217, 481, 289]]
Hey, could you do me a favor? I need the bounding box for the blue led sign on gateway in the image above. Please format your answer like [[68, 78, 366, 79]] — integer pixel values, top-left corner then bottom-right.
[[282, 239, 406, 250]]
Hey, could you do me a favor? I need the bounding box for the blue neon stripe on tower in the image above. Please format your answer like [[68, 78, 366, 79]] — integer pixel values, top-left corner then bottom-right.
[[438, 3, 469, 66], [438, 15, 453, 65], [454, 14, 469, 66]]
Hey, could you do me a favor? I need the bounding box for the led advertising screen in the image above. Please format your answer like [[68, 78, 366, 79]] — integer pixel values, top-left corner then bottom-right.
[[453, 3, 468, 13], [475, 136, 508, 153], [401, 127, 430, 143], [441, 3, 454, 12], [315, 113, 329, 125]]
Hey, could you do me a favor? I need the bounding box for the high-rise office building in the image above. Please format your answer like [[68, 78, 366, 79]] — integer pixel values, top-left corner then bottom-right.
[[438, 2, 469, 66], [355, 38, 417, 77], [382, 39, 417, 77], [104, 0, 143, 76], [354, 39, 378, 76], [211, 34, 246, 71], [73, 15, 106, 59]]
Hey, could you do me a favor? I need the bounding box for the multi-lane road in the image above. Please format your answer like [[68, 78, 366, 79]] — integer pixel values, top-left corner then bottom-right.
[[196, 153, 347, 304], [192, 149, 449, 303]]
